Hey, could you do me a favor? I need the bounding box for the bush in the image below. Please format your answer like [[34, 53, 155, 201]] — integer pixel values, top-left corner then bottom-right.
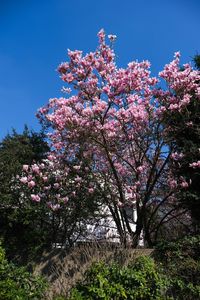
[[67, 256, 169, 300], [0, 243, 47, 300], [155, 236, 200, 299]]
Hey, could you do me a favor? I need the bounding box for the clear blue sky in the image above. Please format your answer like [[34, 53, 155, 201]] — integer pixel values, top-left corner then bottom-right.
[[0, 0, 200, 139]]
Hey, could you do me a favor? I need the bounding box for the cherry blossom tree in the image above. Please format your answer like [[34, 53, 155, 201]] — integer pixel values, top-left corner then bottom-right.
[[20, 30, 200, 247]]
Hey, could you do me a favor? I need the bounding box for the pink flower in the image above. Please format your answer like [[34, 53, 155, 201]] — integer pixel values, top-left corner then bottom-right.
[[174, 51, 181, 58], [48, 203, 61, 211], [97, 29, 105, 43], [169, 103, 179, 111], [28, 181, 36, 188], [169, 179, 178, 189], [75, 176, 82, 183], [137, 165, 144, 173], [40, 163, 45, 169], [62, 73, 74, 83], [108, 34, 117, 42], [61, 87, 71, 94], [73, 165, 81, 170], [62, 196, 69, 204], [180, 181, 189, 188], [88, 188, 94, 194], [47, 154, 55, 161], [32, 164, 40, 174], [54, 183, 60, 189], [22, 165, 29, 172], [171, 152, 184, 161], [57, 62, 69, 74], [44, 185, 51, 191], [20, 177, 28, 184], [189, 161, 200, 168], [31, 194, 41, 202]]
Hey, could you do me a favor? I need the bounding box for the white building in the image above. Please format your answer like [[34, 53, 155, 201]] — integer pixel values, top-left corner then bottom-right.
[[76, 205, 144, 247]]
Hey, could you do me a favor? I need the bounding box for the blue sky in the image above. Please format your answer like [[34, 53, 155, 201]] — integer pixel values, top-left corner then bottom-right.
[[0, 0, 200, 139]]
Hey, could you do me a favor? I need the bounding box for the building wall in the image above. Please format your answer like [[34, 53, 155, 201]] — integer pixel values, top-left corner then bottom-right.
[[77, 205, 144, 247]]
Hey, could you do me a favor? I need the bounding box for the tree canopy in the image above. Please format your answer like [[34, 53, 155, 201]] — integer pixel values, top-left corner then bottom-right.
[[17, 30, 200, 247]]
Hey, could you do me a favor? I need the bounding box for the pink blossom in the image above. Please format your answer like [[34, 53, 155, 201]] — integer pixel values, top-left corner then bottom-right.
[[32, 164, 40, 174], [171, 152, 184, 161], [31, 194, 41, 202], [174, 51, 181, 58], [47, 154, 56, 161], [28, 181, 36, 188], [62, 73, 74, 83], [50, 203, 60, 211], [168, 179, 178, 189], [118, 201, 124, 208], [53, 183, 60, 189], [137, 165, 145, 173], [189, 161, 200, 168], [57, 62, 69, 74], [61, 87, 71, 94], [88, 188, 94, 193], [28, 175, 33, 181], [22, 165, 29, 172], [47, 202, 60, 211], [97, 29, 105, 43], [180, 181, 189, 188], [20, 177, 28, 184], [73, 165, 81, 170], [169, 103, 179, 111], [62, 196, 69, 204], [75, 176, 82, 183], [108, 34, 117, 42], [44, 185, 51, 191], [40, 163, 45, 169]]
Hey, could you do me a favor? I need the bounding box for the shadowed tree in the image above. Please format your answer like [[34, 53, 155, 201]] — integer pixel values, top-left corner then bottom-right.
[[0, 126, 50, 261], [163, 55, 200, 232]]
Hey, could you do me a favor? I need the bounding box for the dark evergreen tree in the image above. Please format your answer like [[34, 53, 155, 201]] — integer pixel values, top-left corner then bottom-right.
[[0, 126, 51, 261], [165, 55, 200, 232]]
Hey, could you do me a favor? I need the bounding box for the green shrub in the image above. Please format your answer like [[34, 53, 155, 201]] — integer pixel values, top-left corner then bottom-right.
[[155, 235, 200, 299], [155, 235, 200, 263], [0, 243, 47, 300], [67, 256, 169, 300]]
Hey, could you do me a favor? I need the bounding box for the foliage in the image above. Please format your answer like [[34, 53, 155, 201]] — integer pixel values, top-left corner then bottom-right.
[[155, 235, 200, 299], [0, 126, 51, 261], [67, 256, 169, 300], [155, 235, 200, 261], [0, 243, 47, 300]]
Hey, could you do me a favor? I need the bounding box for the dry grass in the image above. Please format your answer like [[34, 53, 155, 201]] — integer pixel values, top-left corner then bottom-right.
[[33, 242, 153, 299]]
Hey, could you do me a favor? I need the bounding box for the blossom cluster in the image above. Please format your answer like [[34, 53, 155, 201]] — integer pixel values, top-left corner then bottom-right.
[[189, 161, 200, 168], [20, 158, 68, 209], [158, 52, 200, 113]]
